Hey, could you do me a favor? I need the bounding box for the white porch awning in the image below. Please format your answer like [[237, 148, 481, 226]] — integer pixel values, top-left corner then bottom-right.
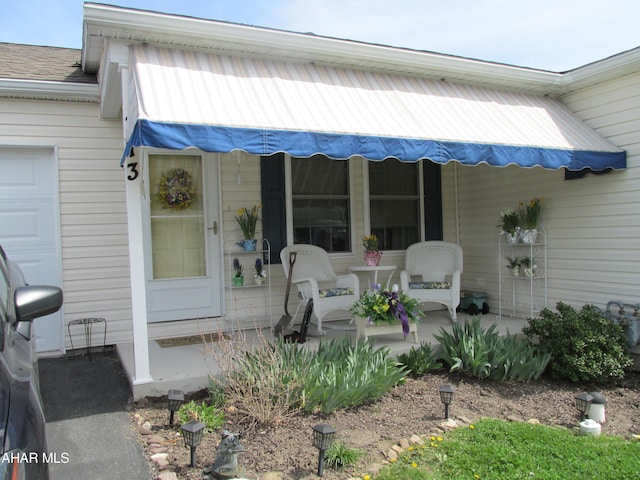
[[122, 45, 625, 170]]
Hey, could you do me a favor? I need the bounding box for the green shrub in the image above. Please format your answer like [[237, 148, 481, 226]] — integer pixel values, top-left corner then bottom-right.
[[523, 302, 633, 383], [177, 400, 225, 432], [397, 342, 443, 377], [434, 316, 550, 381], [324, 441, 363, 469]]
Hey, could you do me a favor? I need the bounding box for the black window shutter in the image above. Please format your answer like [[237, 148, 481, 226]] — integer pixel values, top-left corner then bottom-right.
[[260, 153, 287, 264], [423, 161, 443, 240]]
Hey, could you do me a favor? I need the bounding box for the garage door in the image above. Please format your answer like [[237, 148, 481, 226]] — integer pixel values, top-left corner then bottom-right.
[[0, 147, 62, 353]]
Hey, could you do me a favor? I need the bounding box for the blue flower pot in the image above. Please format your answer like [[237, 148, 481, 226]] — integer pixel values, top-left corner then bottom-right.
[[237, 239, 257, 251]]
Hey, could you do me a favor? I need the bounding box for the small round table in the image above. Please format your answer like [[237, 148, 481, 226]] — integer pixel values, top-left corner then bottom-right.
[[348, 264, 397, 290]]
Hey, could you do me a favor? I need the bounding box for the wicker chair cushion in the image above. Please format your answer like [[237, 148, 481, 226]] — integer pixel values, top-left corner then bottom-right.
[[408, 281, 451, 290]]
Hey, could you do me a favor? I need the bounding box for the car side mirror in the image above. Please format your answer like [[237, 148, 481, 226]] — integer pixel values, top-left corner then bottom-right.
[[14, 285, 63, 324]]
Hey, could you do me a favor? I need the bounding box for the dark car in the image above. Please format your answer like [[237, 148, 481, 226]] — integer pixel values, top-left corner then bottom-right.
[[0, 245, 63, 480]]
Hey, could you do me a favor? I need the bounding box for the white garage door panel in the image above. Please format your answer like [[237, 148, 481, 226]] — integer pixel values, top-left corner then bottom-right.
[[0, 200, 56, 250], [0, 148, 62, 353]]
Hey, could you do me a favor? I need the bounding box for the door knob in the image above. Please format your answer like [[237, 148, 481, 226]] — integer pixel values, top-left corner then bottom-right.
[[208, 221, 218, 234]]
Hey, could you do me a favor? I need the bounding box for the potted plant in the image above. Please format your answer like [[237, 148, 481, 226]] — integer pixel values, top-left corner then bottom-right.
[[498, 208, 520, 244], [232, 257, 244, 286], [350, 284, 422, 341], [507, 257, 521, 276], [520, 256, 537, 277], [362, 234, 383, 266], [235, 204, 260, 251], [518, 197, 543, 244], [254, 258, 267, 285]]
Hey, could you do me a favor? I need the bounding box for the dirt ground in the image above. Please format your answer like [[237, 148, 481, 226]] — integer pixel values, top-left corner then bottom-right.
[[131, 370, 640, 480]]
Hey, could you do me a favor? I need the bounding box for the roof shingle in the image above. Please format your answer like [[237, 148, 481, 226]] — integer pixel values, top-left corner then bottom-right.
[[0, 43, 97, 84]]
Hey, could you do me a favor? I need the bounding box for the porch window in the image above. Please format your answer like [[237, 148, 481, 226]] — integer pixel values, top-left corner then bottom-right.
[[148, 154, 206, 279], [369, 160, 420, 250], [291, 155, 351, 252]]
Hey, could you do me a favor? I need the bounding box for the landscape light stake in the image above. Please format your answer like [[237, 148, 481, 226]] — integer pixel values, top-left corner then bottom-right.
[[181, 420, 205, 468], [439, 384, 455, 420], [167, 389, 185, 426], [312, 424, 336, 477], [575, 392, 594, 422]]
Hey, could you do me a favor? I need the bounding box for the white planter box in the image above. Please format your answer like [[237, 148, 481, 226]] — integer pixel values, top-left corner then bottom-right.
[[354, 316, 418, 343]]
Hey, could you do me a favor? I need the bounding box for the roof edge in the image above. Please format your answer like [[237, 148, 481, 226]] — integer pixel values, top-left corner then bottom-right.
[[0, 78, 100, 102], [82, 3, 565, 94]]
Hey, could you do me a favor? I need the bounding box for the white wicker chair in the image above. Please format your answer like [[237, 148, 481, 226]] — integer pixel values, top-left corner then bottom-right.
[[280, 244, 359, 334], [400, 241, 463, 321]]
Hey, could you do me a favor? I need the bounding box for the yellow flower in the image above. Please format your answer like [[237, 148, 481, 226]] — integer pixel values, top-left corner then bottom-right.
[[469, 424, 476, 430], [411, 462, 418, 468], [430, 436, 436, 441], [408, 446, 414, 451], [389, 458, 397, 463], [237, 208, 245, 216], [363, 475, 371, 480], [437, 436, 443, 442]]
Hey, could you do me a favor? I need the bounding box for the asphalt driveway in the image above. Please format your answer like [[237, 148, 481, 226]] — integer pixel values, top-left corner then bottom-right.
[[39, 349, 152, 480]]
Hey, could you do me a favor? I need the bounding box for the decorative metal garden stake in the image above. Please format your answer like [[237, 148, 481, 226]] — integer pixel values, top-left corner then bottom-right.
[[167, 389, 185, 426], [181, 420, 205, 468], [312, 424, 336, 477], [575, 392, 594, 421], [439, 384, 455, 420]]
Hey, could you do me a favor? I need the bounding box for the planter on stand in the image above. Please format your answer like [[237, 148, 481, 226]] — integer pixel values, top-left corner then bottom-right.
[[354, 316, 418, 343], [520, 229, 538, 244]]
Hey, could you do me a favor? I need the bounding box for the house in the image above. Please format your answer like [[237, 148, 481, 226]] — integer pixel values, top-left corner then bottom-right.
[[1, 4, 638, 397]]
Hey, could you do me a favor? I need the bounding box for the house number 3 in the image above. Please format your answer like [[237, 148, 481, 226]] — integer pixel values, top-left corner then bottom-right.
[[127, 162, 139, 181]]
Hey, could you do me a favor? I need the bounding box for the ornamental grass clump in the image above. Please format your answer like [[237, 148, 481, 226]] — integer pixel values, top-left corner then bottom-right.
[[324, 441, 363, 469], [209, 331, 407, 426], [524, 302, 633, 383], [302, 337, 408, 413], [434, 316, 550, 381], [397, 342, 443, 377]]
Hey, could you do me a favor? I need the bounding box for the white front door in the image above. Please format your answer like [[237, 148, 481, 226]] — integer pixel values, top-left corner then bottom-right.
[[144, 152, 223, 322], [0, 147, 62, 352]]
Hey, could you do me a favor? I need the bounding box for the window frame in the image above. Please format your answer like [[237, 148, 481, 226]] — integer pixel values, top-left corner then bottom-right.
[[284, 154, 356, 256], [363, 158, 425, 253]]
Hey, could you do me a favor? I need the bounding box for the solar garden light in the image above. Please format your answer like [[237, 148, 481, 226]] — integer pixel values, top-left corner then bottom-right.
[[181, 420, 205, 468], [588, 391, 606, 423], [312, 424, 336, 477], [439, 384, 455, 420], [575, 392, 594, 422], [167, 389, 185, 426]]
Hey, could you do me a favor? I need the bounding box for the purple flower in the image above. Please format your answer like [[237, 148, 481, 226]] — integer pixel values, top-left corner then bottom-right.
[[383, 291, 410, 337]]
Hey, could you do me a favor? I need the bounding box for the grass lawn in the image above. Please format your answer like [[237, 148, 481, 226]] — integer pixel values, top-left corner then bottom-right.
[[374, 418, 640, 480]]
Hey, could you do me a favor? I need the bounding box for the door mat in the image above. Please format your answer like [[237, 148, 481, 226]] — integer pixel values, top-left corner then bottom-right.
[[156, 333, 229, 348]]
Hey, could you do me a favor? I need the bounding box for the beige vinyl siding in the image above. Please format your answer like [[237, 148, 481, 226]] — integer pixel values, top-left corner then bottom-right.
[[219, 151, 274, 328], [450, 71, 640, 318], [0, 98, 134, 347]]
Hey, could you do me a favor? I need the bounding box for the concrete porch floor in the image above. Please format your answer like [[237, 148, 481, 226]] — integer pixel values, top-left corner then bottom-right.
[[117, 309, 529, 400]]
